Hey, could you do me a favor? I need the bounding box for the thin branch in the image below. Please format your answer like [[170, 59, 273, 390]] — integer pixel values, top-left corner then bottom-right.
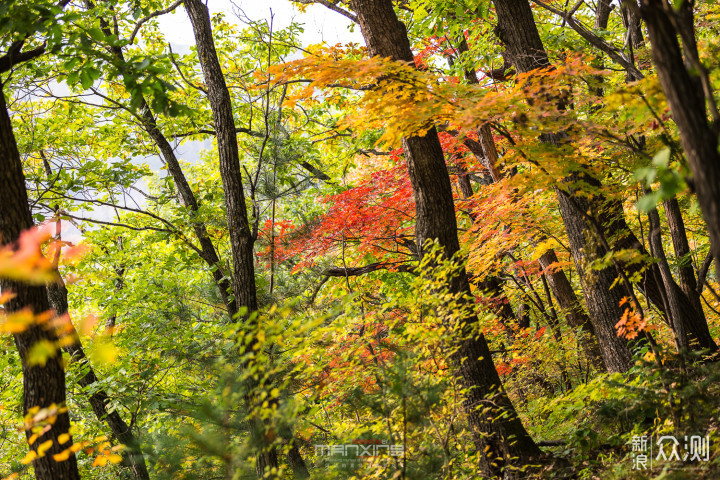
[[323, 261, 416, 277], [0, 42, 46, 74], [292, 0, 358, 23], [696, 251, 713, 295], [171, 126, 264, 139], [533, 0, 644, 80], [128, 0, 185, 45], [168, 43, 207, 94]]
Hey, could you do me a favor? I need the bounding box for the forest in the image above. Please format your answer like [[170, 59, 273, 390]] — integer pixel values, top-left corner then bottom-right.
[[2, 0, 720, 478]]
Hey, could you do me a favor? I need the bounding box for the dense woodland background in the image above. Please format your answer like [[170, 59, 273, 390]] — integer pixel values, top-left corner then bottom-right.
[[2, 0, 720, 479]]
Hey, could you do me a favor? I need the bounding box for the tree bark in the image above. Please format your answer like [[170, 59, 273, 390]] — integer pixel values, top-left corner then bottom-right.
[[622, 0, 645, 50], [492, 0, 635, 371], [184, 1, 277, 476], [574, 0, 716, 352], [452, 34, 606, 369], [554, 180, 634, 371], [350, 1, 542, 476], [595, 0, 613, 30], [538, 250, 607, 371], [663, 197, 706, 326], [610, 214, 717, 351], [640, 0, 720, 283], [185, 0, 258, 316], [646, 199, 689, 351], [286, 443, 310, 479], [0, 81, 80, 480]]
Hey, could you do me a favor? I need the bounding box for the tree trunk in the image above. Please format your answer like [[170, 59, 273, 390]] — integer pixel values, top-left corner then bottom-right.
[[538, 250, 607, 371], [663, 197, 705, 322], [0, 81, 80, 480], [622, 1, 646, 50], [608, 204, 717, 351], [47, 281, 151, 480], [350, 1, 542, 476], [492, 0, 635, 371], [554, 181, 634, 371], [286, 443, 310, 478], [85, 4, 239, 320], [595, 0, 613, 30], [185, 0, 258, 316], [140, 101, 239, 318], [452, 30, 606, 369], [640, 0, 720, 283], [184, 1, 277, 476], [646, 199, 689, 351]]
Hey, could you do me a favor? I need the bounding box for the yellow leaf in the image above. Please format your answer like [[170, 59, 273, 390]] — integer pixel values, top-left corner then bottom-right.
[[27, 340, 58, 366], [21, 450, 37, 465], [92, 455, 108, 467], [108, 454, 123, 464], [89, 339, 118, 365], [0, 309, 35, 334], [58, 433, 70, 445], [53, 449, 71, 462], [38, 439, 53, 455], [0, 291, 16, 304]]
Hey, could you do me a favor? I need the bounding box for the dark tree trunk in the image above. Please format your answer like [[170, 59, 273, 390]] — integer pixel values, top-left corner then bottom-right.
[[47, 281, 151, 480], [579, 0, 716, 353], [185, 0, 258, 316], [646, 199, 689, 351], [663, 197, 705, 322], [492, 0, 635, 371], [554, 181, 634, 371], [640, 0, 720, 283], [90, 5, 238, 319], [592, 0, 613, 98], [184, 1, 278, 476], [140, 102, 239, 318], [595, 0, 613, 29], [286, 443, 310, 479], [350, 1, 542, 476], [538, 250, 607, 371], [608, 204, 717, 351], [452, 31, 605, 368], [622, 0, 646, 50], [0, 82, 80, 480]]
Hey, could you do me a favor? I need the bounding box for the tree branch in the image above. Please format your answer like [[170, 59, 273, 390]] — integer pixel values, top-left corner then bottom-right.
[[533, 0, 644, 80], [128, 0, 185, 45], [0, 42, 47, 73], [172, 126, 265, 139], [323, 261, 415, 277], [293, 0, 358, 23]]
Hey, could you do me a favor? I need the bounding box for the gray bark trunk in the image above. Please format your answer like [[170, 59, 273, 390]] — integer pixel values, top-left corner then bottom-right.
[[351, 1, 542, 476], [492, 0, 635, 371], [641, 0, 720, 284]]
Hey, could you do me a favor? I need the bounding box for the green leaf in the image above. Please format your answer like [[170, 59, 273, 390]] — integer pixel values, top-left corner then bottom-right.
[[637, 190, 661, 212], [652, 147, 671, 168]]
